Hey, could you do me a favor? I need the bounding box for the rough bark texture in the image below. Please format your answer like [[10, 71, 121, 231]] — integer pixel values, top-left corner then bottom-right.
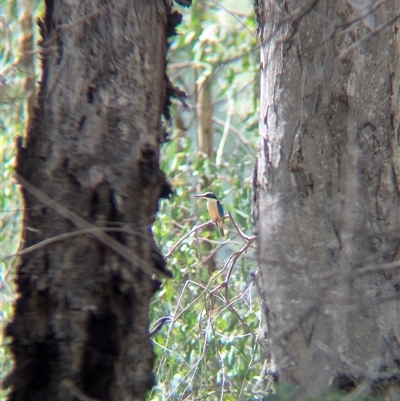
[[254, 0, 400, 398], [6, 1, 177, 400]]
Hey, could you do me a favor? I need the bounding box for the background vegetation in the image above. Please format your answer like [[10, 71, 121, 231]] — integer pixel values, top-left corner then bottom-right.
[[150, 2, 262, 398], [1, 0, 264, 399], [2, 1, 388, 400]]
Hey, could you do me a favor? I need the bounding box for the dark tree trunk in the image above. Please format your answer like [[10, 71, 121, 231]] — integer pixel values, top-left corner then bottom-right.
[[6, 1, 176, 400], [254, 0, 400, 399]]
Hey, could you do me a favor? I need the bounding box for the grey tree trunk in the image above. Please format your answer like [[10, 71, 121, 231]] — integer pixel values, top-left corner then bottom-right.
[[254, 0, 400, 398], [6, 1, 176, 400]]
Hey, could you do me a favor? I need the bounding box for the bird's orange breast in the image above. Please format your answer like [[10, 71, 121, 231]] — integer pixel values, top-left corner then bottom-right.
[[207, 202, 221, 222]]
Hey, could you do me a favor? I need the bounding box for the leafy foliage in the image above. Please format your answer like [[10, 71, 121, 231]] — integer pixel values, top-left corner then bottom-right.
[[1, 1, 397, 401], [149, 0, 264, 399], [1, 1, 262, 398]]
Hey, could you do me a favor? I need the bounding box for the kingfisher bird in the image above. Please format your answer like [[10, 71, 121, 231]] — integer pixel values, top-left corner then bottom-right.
[[194, 192, 225, 236]]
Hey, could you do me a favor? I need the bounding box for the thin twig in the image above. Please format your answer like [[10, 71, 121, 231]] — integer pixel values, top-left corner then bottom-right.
[[212, 116, 255, 155], [226, 211, 255, 242], [166, 211, 255, 259], [7, 227, 148, 258], [63, 379, 102, 401], [210, 0, 256, 38], [16, 174, 169, 277], [338, 13, 400, 59], [165, 221, 211, 259]]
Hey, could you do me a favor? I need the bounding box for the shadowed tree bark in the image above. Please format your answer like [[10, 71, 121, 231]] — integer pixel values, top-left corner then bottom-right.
[[5, 1, 181, 400], [254, 0, 400, 399]]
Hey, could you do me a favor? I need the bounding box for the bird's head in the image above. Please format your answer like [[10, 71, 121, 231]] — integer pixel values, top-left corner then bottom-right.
[[193, 192, 218, 201]]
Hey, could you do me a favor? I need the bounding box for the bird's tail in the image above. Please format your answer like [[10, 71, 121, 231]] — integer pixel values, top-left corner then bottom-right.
[[217, 222, 224, 237]]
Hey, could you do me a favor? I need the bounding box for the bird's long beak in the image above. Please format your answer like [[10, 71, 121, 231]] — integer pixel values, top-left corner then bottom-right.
[[193, 193, 207, 198]]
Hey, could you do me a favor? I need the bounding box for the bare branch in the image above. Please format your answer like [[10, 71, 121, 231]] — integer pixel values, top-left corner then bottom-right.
[[7, 227, 150, 258], [226, 211, 255, 243], [16, 174, 169, 277], [339, 13, 400, 59], [63, 379, 103, 401], [165, 221, 212, 259]]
